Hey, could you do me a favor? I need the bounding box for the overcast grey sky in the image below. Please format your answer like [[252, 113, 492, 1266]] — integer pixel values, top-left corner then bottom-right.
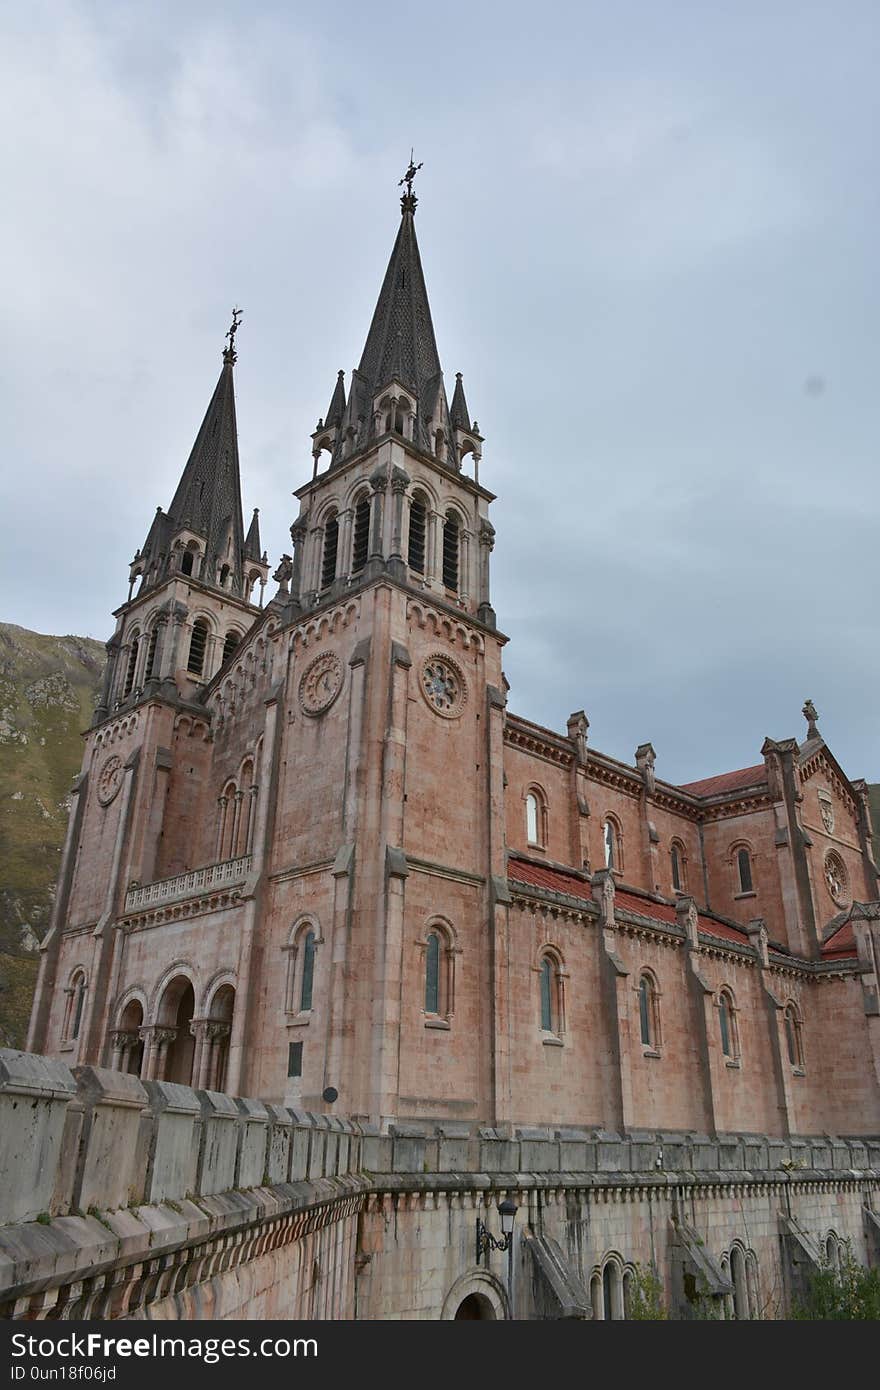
[[2, 1, 877, 786]]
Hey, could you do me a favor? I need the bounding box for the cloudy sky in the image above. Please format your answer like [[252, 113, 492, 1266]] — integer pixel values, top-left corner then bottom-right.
[[2, 0, 878, 786]]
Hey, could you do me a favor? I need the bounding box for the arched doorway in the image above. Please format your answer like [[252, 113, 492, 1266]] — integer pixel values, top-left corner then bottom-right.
[[441, 1271, 508, 1321], [454, 1293, 497, 1320], [157, 976, 195, 1084]]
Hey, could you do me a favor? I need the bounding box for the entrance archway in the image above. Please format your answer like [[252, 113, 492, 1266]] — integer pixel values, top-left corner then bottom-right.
[[441, 1270, 508, 1321], [454, 1292, 497, 1320]]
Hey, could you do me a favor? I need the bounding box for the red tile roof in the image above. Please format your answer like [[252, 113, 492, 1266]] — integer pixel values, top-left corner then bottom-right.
[[679, 764, 768, 797], [821, 922, 857, 959], [508, 858, 592, 900], [507, 859, 750, 945]]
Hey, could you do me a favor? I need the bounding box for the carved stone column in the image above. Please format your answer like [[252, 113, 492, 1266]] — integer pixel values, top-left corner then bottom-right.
[[109, 1028, 138, 1073], [289, 517, 308, 602], [477, 520, 496, 625], [388, 466, 410, 578]]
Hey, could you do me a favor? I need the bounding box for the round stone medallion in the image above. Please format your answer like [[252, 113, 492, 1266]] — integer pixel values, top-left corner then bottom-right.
[[420, 654, 467, 719], [97, 754, 123, 806], [299, 651, 344, 717]]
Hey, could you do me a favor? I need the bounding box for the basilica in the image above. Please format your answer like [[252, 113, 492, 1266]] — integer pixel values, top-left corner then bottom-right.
[[27, 169, 880, 1160]]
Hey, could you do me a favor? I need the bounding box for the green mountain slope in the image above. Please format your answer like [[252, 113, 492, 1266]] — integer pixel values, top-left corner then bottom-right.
[[0, 623, 105, 1046]]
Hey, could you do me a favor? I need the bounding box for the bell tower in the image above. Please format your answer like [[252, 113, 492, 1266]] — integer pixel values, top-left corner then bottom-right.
[[256, 165, 508, 1125]]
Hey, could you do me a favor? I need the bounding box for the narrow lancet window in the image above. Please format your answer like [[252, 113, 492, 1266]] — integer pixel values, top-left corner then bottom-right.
[[425, 932, 440, 1014], [187, 619, 208, 676], [408, 495, 427, 574], [442, 511, 459, 591], [300, 931, 316, 1012], [321, 511, 339, 588], [352, 495, 370, 572]]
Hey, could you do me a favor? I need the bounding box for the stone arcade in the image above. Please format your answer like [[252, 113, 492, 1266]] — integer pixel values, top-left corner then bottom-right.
[[2, 172, 879, 1320]]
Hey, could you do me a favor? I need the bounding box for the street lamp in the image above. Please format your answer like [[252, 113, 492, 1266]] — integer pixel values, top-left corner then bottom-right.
[[476, 1197, 519, 1318]]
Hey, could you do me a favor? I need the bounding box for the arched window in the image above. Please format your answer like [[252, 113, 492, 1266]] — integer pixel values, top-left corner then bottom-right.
[[638, 972, 660, 1049], [525, 788, 546, 847], [123, 634, 140, 697], [222, 631, 240, 666], [144, 625, 159, 681], [736, 846, 754, 894], [594, 1260, 624, 1320], [425, 931, 441, 1014], [421, 921, 455, 1022], [718, 988, 739, 1061], [730, 1245, 752, 1320], [180, 548, 194, 576], [300, 930, 316, 1012], [352, 492, 370, 572], [442, 510, 460, 591], [187, 619, 209, 676], [64, 969, 87, 1043], [408, 493, 427, 574], [219, 563, 230, 588], [540, 957, 554, 1030], [321, 510, 339, 588], [671, 840, 686, 893], [538, 951, 564, 1036], [784, 1003, 804, 1070], [284, 921, 321, 1017], [603, 817, 621, 871]]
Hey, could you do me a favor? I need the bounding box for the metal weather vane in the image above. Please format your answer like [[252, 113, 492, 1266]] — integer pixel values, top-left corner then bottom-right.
[[399, 150, 423, 205], [224, 306, 243, 363]]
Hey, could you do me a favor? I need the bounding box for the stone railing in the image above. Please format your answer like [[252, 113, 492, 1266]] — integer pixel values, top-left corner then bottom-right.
[[1, 1049, 879, 1321], [123, 855, 252, 912]]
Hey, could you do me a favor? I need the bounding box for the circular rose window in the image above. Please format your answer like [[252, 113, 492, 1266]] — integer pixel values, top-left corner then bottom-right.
[[823, 850, 849, 909], [420, 654, 467, 718]]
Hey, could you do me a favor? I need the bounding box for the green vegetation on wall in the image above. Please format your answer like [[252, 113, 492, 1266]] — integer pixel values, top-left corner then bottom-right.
[[0, 623, 105, 1047]]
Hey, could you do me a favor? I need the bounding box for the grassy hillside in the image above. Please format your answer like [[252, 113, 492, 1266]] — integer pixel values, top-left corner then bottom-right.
[[0, 624, 105, 1046]]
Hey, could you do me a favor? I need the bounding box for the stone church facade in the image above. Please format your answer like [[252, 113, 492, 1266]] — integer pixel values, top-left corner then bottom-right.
[[19, 176, 880, 1318]]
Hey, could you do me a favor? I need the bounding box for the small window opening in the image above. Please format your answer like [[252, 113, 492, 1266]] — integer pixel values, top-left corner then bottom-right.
[[408, 496, 426, 574], [425, 932, 441, 1014], [442, 511, 459, 591], [300, 930, 316, 1012], [187, 619, 208, 676], [639, 976, 654, 1047], [144, 627, 159, 681], [123, 637, 139, 696], [737, 847, 753, 894], [352, 496, 370, 572], [180, 549, 194, 576], [222, 632, 239, 665], [321, 511, 339, 588]]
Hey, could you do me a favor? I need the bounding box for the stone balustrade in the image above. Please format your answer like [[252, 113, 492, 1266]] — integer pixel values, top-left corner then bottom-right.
[[2, 1048, 879, 1235], [123, 855, 253, 912]]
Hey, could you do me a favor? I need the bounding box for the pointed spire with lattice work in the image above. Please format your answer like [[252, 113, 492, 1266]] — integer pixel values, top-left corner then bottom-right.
[[131, 314, 254, 600]]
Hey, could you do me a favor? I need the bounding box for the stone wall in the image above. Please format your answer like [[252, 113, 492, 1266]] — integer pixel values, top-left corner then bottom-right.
[[1, 1048, 878, 1321]]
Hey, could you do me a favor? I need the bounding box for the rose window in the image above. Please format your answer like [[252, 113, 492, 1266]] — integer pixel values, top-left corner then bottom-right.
[[420, 656, 466, 718], [823, 851, 849, 909]]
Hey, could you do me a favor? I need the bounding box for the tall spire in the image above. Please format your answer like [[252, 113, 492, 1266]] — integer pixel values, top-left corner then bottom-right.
[[356, 181, 442, 398], [133, 313, 251, 599]]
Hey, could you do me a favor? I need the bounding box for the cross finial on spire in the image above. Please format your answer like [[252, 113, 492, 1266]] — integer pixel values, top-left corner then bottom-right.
[[399, 149, 423, 214], [802, 698, 820, 740], [223, 306, 243, 365]]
